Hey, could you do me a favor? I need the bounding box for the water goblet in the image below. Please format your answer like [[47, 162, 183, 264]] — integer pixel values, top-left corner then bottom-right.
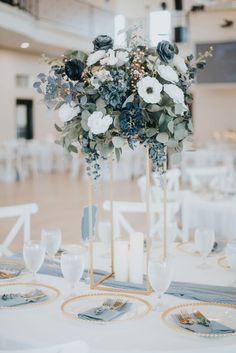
[[23, 240, 45, 281], [41, 228, 62, 262], [194, 229, 215, 269], [60, 245, 86, 298], [148, 258, 173, 312]]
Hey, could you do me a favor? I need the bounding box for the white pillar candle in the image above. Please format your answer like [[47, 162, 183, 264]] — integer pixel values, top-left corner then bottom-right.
[[129, 232, 144, 284], [114, 240, 129, 282]]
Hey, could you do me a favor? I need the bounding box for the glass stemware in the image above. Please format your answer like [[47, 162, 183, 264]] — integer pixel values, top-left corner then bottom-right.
[[194, 229, 215, 268], [23, 240, 45, 281], [41, 228, 62, 262], [148, 258, 173, 312], [60, 245, 86, 298]]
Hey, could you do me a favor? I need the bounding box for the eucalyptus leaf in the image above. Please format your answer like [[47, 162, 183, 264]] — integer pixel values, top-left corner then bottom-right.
[[112, 136, 124, 148], [167, 138, 178, 148], [147, 104, 161, 113], [165, 106, 176, 118], [174, 128, 187, 141], [96, 97, 106, 109], [122, 94, 134, 107], [188, 120, 194, 132], [156, 132, 169, 144], [159, 113, 166, 126], [68, 144, 78, 153], [80, 96, 87, 105], [170, 152, 181, 165], [146, 128, 157, 138], [167, 120, 174, 133], [54, 124, 62, 132], [113, 116, 120, 129]]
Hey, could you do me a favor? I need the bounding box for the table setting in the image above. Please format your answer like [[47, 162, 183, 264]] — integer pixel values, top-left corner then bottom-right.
[[1, 223, 236, 353]]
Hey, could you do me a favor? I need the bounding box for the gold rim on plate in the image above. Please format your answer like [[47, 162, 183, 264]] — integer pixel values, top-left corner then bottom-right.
[[217, 256, 230, 269], [61, 292, 152, 324], [161, 301, 236, 337], [0, 260, 26, 281], [0, 282, 60, 309], [177, 242, 221, 257]]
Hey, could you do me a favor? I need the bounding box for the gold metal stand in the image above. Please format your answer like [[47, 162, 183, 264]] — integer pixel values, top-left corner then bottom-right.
[[88, 147, 168, 295]]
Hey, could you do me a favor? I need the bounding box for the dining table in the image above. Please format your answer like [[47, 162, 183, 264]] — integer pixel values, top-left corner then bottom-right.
[[1, 245, 236, 353]]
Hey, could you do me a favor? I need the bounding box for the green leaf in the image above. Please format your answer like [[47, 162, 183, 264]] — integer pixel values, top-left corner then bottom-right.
[[156, 132, 169, 144], [175, 103, 184, 116], [147, 104, 161, 113], [115, 148, 122, 162], [54, 124, 62, 132], [146, 128, 157, 137], [170, 152, 181, 165], [188, 119, 194, 132], [165, 106, 176, 118], [68, 144, 78, 153], [80, 96, 87, 105], [112, 136, 124, 148], [113, 116, 120, 129], [159, 113, 166, 126], [174, 128, 187, 141], [167, 120, 174, 133], [81, 110, 90, 131], [96, 97, 106, 110], [167, 138, 178, 148], [122, 94, 134, 107]]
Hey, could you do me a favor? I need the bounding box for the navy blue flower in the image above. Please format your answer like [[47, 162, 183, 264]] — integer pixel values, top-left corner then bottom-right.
[[65, 59, 84, 81], [156, 41, 175, 64], [93, 35, 113, 51], [120, 102, 143, 136]]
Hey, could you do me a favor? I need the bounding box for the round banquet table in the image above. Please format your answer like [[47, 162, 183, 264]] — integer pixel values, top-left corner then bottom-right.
[[1, 248, 236, 353]]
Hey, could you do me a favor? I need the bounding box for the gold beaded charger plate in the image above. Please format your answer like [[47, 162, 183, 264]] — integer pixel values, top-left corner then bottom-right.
[[0, 260, 26, 282], [161, 302, 236, 337], [61, 292, 152, 324], [217, 256, 230, 269], [0, 282, 60, 309], [177, 242, 223, 257]]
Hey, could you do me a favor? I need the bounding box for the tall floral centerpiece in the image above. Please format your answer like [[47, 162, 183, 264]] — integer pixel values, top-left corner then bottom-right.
[[34, 32, 211, 293]]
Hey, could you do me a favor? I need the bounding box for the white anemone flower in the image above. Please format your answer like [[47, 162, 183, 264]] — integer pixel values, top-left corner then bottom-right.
[[157, 65, 179, 83], [87, 111, 113, 135], [58, 102, 80, 123], [164, 84, 187, 112], [87, 50, 106, 66], [137, 76, 162, 104], [172, 54, 188, 74], [100, 49, 118, 66], [116, 51, 129, 67]]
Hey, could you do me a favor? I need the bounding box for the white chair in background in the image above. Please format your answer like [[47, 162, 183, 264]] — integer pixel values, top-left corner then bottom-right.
[[0, 203, 38, 257], [103, 200, 180, 239], [185, 166, 228, 191]]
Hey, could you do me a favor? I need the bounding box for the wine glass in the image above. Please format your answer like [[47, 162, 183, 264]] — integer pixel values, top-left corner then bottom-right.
[[60, 245, 86, 297], [23, 240, 45, 281], [194, 229, 215, 268], [148, 258, 173, 312], [41, 228, 62, 262], [225, 241, 236, 286]]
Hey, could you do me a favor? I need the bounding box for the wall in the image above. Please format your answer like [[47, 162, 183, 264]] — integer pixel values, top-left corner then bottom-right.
[[189, 9, 236, 143], [0, 49, 59, 142]]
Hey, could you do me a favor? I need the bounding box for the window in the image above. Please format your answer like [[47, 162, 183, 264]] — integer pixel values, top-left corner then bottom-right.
[[149, 10, 171, 47], [114, 14, 126, 47]]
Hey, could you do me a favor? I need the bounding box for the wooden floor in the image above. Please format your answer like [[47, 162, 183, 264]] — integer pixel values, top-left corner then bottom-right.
[[0, 173, 141, 252]]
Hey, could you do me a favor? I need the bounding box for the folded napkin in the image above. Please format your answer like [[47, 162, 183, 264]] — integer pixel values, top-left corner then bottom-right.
[[78, 302, 132, 322], [173, 313, 235, 335], [0, 289, 48, 307], [167, 281, 236, 305]]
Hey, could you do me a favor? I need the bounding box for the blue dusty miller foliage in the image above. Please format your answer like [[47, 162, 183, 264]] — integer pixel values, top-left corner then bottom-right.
[[34, 31, 212, 179]]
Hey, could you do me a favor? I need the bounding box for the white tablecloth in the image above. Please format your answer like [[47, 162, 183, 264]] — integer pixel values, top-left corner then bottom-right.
[[1, 248, 236, 353], [181, 191, 236, 241]]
